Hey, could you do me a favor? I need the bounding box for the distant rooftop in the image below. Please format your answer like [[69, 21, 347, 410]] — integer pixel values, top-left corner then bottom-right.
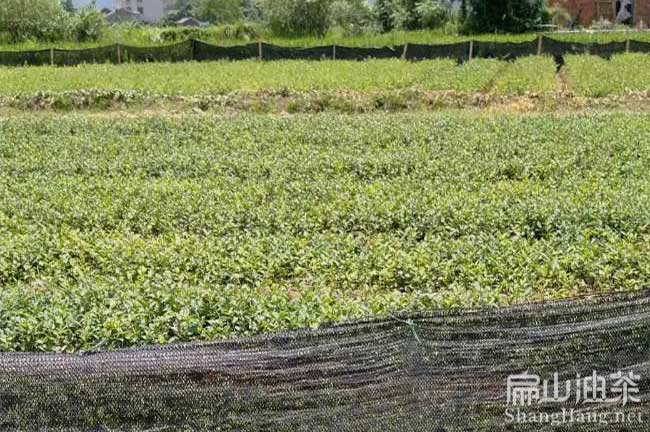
[[105, 7, 145, 23]]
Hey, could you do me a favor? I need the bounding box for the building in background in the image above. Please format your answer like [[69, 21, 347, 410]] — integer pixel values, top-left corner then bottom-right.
[[176, 17, 208, 27], [551, 0, 650, 27], [113, 0, 176, 23], [106, 7, 146, 23]]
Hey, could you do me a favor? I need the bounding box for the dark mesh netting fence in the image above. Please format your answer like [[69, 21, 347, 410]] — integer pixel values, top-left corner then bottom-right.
[[193, 40, 259, 61], [629, 40, 650, 53], [541, 37, 589, 56], [0, 49, 51, 66], [120, 40, 194, 63], [334, 45, 404, 60], [0, 291, 648, 431], [473, 40, 539, 60], [1, 38, 649, 67], [262, 43, 333, 60], [540, 37, 627, 59], [405, 42, 471, 62], [53, 45, 120, 66]]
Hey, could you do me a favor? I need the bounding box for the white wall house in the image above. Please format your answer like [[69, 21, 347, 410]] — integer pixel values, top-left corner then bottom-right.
[[113, 0, 176, 23]]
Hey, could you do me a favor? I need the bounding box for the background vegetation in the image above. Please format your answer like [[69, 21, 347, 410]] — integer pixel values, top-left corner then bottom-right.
[[0, 0, 107, 43], [0, 0, 614, 48]]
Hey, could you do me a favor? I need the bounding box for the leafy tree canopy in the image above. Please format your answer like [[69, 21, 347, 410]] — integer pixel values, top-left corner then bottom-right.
[[0, 0, 70, 41], [192, 0, 242, 24], [464, 0, 544, 33]]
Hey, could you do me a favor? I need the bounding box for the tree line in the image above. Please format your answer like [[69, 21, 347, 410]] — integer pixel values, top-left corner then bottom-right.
[[183, 0, 548, 36], [0, 0, 550, 43]]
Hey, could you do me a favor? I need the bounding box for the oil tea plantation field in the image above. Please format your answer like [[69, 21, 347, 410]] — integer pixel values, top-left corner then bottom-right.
[[0, 57, 556, 96], [1, 112, 649, 353]]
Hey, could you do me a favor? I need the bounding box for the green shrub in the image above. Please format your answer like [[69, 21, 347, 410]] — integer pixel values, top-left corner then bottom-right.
[[0, 0, 71, 42], [542, 3, 573, 29], [260, 0, 333, 36], [72, 6, 107, 42], [191, 0, 242, 24], [464, 0, 544, 33], [373, 0, 395, 31], [373, 0, 452, 32], [61, 0, 75, 13], [157, 23, 261, 42], [220, 22, 261, 39], [415, 0, 450, 29], [329, 0, 372, 36]]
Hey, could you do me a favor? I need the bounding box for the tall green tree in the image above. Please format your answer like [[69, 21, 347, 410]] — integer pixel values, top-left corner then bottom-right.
[[415, 0, 450, 29], [0, 0, 71, 41], [398, 0, 419, 29], [330, 0, 371, 35], [192, 0, 242, 24], [73, 3, 107, 42], [61, 0, 75, 12], [241, 0, 261, 21], [373, 0, 394, 32], [260, 0, 332, 36], [374, 0, 449, 32], [464, 0, 544, 33]]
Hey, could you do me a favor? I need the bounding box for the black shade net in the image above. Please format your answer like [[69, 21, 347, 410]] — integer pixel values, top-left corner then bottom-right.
[[0, 290, 648, 431], [629, 40, 650, 54], [120, 40, 193, 63], [0, 49, 51, 66], [262, 43, 334, 60], [53, 45, 120, 66], [541, 37, 628, 59], [405, 42, 471, 62], [193, 40, 259, 61], [473, 40, 539, 60], [334, 45, 404, 60], [0, 38, 649, 67]]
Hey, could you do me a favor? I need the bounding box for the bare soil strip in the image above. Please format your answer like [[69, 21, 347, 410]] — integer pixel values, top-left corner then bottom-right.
[[3, 89, 650, 115]]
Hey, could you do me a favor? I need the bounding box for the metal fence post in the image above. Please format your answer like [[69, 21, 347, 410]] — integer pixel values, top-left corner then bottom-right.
[[50, 48, 54, 66], [401, 43, 408, 60], [537, 35, 543, 56], [258, 41, 263, 61], [468, 40, 474, 61], [626, 38, 630, 53], [333, 45, 336, 60]]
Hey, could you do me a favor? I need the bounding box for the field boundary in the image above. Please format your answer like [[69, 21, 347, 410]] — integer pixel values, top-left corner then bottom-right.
[[1, 36, 649, 67], [6, 89, 650, 113]]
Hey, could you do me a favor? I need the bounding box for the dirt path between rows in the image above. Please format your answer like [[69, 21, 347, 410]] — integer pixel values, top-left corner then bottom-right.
[[2, 90, 650, 116]]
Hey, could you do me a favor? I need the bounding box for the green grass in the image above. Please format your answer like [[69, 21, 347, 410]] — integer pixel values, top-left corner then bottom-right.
[[0, 60, 464, 94], [0, 57, 557, 97], [565, 53, 650, 97], [3, 27, 650, 51], [491, 56, 558, 95], [1, 112, 650, 353]]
